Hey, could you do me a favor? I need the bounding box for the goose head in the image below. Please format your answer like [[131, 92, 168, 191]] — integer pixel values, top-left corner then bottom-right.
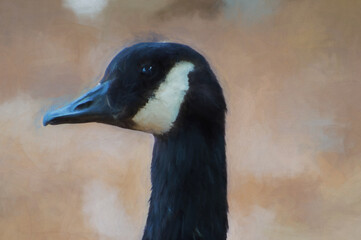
[[43, 42, 226, 135], [43, 42, 228, 239]]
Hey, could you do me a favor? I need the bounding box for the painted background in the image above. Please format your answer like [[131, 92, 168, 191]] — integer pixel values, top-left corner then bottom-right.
[[1, 0, 361, 239]]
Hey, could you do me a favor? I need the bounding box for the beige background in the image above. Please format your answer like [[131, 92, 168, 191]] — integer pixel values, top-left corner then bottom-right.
[[1, 0, 361, 239]]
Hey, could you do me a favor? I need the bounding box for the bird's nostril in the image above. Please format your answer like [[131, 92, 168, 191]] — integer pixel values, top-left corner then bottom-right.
[[75, 100, 93, 111]]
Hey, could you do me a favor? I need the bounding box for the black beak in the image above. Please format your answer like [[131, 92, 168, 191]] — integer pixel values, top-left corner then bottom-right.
[[43, 81, 116, 126]]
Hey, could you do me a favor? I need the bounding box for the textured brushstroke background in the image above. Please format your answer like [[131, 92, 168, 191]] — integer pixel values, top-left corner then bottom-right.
[[1, 0, 360, 239]]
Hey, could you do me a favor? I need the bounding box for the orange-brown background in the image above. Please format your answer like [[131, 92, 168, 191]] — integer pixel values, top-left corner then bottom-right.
[[1, 0, 361, 239]]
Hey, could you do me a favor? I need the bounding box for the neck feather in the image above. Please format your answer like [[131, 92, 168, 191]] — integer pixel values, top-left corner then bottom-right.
[[142, 123, 228, 240]]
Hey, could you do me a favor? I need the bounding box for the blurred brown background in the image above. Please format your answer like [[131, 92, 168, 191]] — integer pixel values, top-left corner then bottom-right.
[[1, 0, 361, 239]]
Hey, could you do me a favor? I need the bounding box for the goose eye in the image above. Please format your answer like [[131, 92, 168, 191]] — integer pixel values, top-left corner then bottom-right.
[[140, 64, 153, 76]]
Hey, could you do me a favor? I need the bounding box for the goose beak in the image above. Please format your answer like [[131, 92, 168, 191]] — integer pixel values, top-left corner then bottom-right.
[[43, 81, 116, 126]]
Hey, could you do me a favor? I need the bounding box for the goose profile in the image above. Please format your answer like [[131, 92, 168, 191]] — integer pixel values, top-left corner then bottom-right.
[[43, 42, 228, 240]]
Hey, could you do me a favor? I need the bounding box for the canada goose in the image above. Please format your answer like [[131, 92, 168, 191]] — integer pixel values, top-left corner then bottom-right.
[[43, 42, 228, 240]]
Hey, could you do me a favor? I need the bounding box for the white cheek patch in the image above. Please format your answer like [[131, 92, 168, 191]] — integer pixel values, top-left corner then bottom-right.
[[132, 61, 195, 134]]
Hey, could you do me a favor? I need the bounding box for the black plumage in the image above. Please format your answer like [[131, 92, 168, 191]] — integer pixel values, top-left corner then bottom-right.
[[43, 42, 228, 240]]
